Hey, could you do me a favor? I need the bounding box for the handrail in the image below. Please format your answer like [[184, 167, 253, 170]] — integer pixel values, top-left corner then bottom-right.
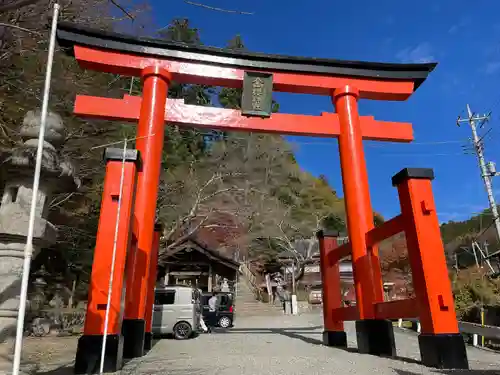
[[239, 261, 262, 300], [398, 319, 500, 343], [459, 321, 500, 340]]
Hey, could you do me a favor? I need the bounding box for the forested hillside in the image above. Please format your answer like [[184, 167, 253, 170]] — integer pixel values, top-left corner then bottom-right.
[[441, 208, 499, 246], [0, 8, 354, 300], [0, 0, 140, 300]]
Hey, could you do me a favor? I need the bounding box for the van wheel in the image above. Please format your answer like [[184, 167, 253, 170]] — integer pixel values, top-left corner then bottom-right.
[[218, 316, 232, 329], [173, 322, 192, 340]]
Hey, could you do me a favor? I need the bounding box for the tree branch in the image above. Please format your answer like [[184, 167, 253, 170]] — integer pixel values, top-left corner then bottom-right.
[[49, 192, 77, 209], [203, 223, 239, 229], [0, 22, 41, 35], [0, 0, 42, 13], [163, 215, 211, 254], [199, 187, 242, 204]]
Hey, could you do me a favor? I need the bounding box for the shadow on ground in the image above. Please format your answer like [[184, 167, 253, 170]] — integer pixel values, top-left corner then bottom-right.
[[393, 370, 500, 375], [36, 364, 206, 375], [32, 341, 163, 375], [218, 327, 422, 366], [35, 364, 73, 375]]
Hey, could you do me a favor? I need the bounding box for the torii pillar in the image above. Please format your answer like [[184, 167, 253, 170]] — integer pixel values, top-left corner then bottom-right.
[[122, 67, 171, 358], [333, 85, 393, 354]]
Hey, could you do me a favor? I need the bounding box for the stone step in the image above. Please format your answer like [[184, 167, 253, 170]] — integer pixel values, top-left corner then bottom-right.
[[236, 307, 282, 311], [237, 313, 283, 316], [235, 311, 284, 317], [236, 308, 284, 315], [234, 275, 281, 316], [235, 301, 285, 312]]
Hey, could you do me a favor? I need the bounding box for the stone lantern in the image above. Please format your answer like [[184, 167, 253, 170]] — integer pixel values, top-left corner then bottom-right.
[[29, 273, 48, 314], [0, 110, 79, 355], [49, 276, 66, 334]]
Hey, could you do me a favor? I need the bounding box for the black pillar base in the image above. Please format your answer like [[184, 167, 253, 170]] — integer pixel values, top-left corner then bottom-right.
[[418, 333, 469, 369], [74, 334, 124, 374], [122, 319, 146, 358], [355, 319, 396, 356], [323, 330, 348, 347], [144, 332, 153, 351]]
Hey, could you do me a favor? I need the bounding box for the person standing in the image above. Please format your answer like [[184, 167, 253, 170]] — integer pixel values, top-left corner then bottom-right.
[[276, 280, 284, 306], [207, 292, 218, 333], [197, 288, 209, 333], [282, 285, 291, 314], [221, 278, 230, 293], [199, 314, 209, 333]]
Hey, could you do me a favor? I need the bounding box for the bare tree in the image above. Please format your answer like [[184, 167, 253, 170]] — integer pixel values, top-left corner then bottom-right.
[[156, 131, 345, 273], [158, 167, 247, 258]]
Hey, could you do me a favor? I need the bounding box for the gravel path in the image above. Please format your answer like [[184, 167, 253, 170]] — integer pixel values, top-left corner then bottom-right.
[[120, 312, 500, 375]]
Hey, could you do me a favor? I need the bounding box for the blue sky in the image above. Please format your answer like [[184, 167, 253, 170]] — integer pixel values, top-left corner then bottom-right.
[[146, 0, 500, 223]]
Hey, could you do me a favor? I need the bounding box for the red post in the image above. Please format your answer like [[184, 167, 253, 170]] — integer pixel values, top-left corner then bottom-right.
[[144, 223, 162, 351], [317, 230, 347, 347], [74, 148, 140, 374], [123, 66, 170, 358], [393, 168, 468, 369], [332, 85, 395, 355]]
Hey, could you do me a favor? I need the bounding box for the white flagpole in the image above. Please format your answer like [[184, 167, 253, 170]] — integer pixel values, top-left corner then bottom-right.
[[12, 4, 60, 375], [99, 140, 127, 374]]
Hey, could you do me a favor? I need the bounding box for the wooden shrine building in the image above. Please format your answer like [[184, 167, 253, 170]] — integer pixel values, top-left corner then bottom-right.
[[158, 238, 240, 292]]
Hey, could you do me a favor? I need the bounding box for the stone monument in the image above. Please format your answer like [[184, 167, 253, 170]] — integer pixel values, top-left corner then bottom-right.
[[0, 110, 79, 370]]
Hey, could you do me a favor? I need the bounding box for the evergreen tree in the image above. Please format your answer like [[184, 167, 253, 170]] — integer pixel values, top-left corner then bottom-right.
[[157, 18, 202, 45]]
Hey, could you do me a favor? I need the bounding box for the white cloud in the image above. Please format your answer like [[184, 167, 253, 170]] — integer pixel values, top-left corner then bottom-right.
[[451, 203, 487, 214], [438, 212, 464, 224], [448, 19, 470, 34], [396, 42, 434, 63], [484, 61, 500, 75], [438, 203, 491, 224]]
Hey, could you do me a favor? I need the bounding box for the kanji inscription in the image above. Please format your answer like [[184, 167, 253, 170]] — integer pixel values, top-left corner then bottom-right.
[[241, 71, 273, 117]]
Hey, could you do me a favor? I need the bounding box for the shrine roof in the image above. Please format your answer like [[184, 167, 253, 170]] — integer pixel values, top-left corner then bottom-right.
[[163, 237, 240, 271], [56, 22, 437, 90]]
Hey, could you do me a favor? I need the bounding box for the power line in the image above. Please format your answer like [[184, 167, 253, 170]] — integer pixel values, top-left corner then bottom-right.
[[474, 216, 497, 243], [160, 130, 472, 158], [285, 139, 467, 146], [373, 152, 465, 157]]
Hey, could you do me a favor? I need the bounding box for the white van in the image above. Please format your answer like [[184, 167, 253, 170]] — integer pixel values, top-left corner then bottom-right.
[[152, 285, 201, 339]]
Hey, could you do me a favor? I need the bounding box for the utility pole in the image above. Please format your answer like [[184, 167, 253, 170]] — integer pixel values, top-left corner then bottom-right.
[[457, 105, 500, 243]]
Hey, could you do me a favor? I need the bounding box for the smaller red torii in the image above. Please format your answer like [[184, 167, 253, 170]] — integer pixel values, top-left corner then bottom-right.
[[318, 168, 467, 368]]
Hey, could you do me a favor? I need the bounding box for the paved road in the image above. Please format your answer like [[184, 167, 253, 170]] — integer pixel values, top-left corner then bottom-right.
[[120, 312, 500, 375]]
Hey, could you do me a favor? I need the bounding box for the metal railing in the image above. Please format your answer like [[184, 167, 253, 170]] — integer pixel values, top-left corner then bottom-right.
[[397, 318, 500, 348]]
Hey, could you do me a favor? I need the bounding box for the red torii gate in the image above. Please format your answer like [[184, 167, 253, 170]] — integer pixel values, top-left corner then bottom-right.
[[56, 22, 468, 373]]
